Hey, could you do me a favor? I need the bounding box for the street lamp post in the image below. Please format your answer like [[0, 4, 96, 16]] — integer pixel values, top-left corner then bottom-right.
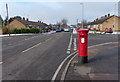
[[76, 19, 78, 28], [80, 3, 84, 29]]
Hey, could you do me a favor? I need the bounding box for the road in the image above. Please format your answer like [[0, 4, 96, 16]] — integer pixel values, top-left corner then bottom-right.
[[2, 31, 118, 80]]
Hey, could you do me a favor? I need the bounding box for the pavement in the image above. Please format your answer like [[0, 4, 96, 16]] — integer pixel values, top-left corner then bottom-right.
[[65, 41, 119, 81]]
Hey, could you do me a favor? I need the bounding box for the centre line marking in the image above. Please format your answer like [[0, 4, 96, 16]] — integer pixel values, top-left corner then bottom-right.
[[22, 42, 42, 53], [22, 38, 52, 53]]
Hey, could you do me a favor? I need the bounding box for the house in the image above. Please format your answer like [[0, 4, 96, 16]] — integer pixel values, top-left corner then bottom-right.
[[7, 17, 48, 30], [87, 14, 120, 31], [0, 15, 3, 34]]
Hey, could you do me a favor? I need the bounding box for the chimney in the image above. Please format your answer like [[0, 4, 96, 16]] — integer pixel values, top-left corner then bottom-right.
[[38, 20, 41, 23], [26, 18, 29, 21], [23, 17, 25, 20], [96, 18, 99, 21], [105, 15, 107, 17], [108, 13, 110, 17]]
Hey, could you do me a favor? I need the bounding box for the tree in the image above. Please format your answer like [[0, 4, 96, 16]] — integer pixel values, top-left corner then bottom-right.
[[80, 19, 89, 28], [56, 21, 61, 27], [81, 20, 88, 26], [61, 18, 68, 27]]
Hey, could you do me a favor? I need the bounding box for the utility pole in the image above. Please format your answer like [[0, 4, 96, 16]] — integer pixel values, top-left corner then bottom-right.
[[113, 3, 117, 32], [6, 3, 10, 36], [80, 3, 84, 29]]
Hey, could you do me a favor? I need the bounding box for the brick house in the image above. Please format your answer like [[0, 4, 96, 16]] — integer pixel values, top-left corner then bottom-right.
[[8, 18, 48, 30], [87, 14, 120, 31]]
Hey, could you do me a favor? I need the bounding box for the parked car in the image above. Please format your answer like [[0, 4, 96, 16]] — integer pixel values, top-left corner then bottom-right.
[[56, 28, 61, 32], [105, 28, 113, 33], [60, 27, 64, 31], [64, 27, 70, 32]]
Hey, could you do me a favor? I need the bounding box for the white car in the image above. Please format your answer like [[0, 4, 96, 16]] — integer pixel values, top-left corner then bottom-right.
[[64, 28, 70, 32]]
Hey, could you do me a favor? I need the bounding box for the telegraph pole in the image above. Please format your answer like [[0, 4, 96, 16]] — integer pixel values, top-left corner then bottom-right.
[[113, 3, 117, 32], [6, 3, 10, 36]]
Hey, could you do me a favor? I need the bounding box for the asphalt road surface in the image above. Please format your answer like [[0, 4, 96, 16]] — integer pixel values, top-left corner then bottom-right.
[[2, 32, 118, 80]]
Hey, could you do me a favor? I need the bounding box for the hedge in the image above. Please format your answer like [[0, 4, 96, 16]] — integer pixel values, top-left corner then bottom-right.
[[2, 26, 51, 34], [29, 28, 40, 33]]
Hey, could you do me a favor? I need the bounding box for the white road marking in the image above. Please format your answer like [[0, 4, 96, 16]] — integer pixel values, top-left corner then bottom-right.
[[67, 33, 73, 54], [51, 51, 77, 82], [67, 51, 70, 54], [88, 42, 113, 48], [0, 62, 3, 65], [61, 53, 77, 80], [74, 38, 77, 51], [52, 41, 116, 81], [73, 28, 77, 34], [22, 38, 52, 53], [25, 37, 35, 40], [8, 44, 12, 45], [45, 38, 52, 42], [22, 42, 42, 53]]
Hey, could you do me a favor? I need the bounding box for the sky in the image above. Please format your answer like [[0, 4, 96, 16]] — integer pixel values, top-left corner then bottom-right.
[[0, 0, 119, 25]]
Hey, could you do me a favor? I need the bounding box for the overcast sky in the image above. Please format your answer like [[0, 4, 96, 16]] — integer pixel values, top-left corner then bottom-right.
[[0, 1, 119, 25]]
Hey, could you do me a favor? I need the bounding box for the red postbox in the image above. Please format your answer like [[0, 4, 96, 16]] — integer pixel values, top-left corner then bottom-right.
[[77, 29, 89, 64]]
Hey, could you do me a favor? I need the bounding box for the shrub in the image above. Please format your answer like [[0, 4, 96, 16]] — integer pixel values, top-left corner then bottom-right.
[[30, 28, 40, 33], [3, 27, 42, 34], [2, 26, 8, 34], [21, 28, 30, 33], [12, 28, 21, 34]]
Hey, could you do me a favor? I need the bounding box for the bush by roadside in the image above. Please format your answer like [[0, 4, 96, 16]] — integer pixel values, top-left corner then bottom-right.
[[1, 23, 9, 34], [29, 28, 40, 33], [11, 28, 51, 34], [1, 24, 52, 34]]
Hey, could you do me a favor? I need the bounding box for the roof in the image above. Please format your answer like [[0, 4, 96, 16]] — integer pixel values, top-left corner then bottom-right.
[[89, 15, 116, 25], [15, 19, 48, 27]]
